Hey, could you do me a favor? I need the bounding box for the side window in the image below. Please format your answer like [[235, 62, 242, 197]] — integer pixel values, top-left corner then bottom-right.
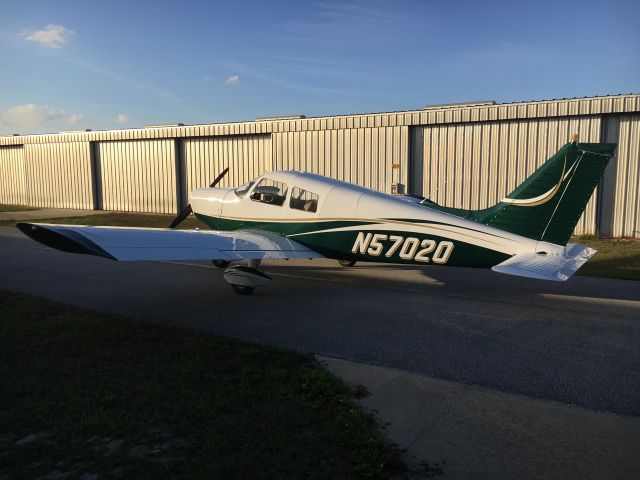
[[250, 178, 288, 206], [289, 187, 319, 213]]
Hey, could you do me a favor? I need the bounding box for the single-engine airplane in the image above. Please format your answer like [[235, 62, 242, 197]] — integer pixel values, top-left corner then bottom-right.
[[18, 140, 616, 294]]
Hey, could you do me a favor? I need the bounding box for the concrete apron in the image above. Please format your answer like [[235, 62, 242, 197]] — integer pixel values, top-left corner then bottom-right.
[[319, 356, 640, 480]]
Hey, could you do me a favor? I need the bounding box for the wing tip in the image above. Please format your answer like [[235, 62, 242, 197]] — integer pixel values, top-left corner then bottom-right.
[[16, 222, 117, 260]]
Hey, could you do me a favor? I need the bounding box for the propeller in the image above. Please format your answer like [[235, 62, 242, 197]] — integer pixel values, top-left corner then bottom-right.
[[169, 167, 229, 228]]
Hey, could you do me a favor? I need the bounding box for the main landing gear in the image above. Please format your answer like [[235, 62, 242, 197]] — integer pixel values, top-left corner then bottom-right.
[[338, 259, 357, 267], [215, 257, 355, 294], [219, 259, 272, 295]]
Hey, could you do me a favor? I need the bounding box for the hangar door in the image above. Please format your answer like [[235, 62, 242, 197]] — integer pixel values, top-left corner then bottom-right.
[[410, 116, 602, 236], [0, 146, 26, 205], [97, 139, 178, 214], [181, 134, 272, 203], [24, 142, 94, 209]]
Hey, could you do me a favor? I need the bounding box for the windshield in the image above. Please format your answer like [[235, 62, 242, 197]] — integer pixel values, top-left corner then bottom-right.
[[235, 180, 255, 197]]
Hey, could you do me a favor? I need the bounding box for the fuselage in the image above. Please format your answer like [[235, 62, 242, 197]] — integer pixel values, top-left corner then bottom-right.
[[190, 171, 565, 268]]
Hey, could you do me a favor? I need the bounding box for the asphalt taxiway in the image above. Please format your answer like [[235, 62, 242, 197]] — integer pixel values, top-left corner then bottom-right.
[[1, 226, 638, 416]]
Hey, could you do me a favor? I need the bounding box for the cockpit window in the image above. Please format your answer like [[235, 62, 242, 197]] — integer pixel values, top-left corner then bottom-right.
[[250, 178, 288, 206], [235, 181, 255, 198], [289, 187, 318, 213]]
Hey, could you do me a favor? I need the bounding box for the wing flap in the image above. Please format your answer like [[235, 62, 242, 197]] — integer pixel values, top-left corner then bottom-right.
[[17, 223, 323, 261], [491, 243, 596, 281]]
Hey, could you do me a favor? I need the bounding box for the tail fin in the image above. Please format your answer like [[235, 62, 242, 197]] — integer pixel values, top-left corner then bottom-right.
[[474, 142, 616, 246]]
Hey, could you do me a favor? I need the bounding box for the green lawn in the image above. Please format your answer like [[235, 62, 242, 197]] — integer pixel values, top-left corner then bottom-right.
[[0, 204, 38, 212], [0, 290, 402, 479], [573, 236, 640, 281], [1, 212, 638, 281]]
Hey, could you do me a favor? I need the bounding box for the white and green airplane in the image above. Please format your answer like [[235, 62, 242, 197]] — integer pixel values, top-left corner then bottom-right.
[[18, 140, 616, 294]]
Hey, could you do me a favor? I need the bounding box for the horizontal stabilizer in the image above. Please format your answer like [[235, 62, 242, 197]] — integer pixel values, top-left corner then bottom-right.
[[491, 243, 596, 281]]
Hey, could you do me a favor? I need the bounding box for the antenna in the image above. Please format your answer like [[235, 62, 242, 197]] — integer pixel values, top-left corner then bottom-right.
[[424, 181, 447, 203]]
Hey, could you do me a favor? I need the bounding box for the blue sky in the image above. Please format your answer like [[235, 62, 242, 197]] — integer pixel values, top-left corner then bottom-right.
[[1, 0, 638, 134]]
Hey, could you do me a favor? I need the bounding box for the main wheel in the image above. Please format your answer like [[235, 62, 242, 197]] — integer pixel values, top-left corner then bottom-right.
[[231, 284, 255, 295], [212, 260, 230, 268], [338, 259, 356, 267]]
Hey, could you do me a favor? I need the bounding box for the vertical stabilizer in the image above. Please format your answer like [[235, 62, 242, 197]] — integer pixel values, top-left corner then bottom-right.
[[474, 142, 616, 246]]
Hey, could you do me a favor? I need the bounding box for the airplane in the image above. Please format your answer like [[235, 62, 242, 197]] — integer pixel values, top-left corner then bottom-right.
[[17, 139, 616, 294]]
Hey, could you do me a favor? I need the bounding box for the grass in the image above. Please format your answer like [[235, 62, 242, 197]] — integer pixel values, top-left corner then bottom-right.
[[572, 236, 640, 281], [0, 290, 402, 480], [0, 204, 38, 212], [1, 211, 638, 281]]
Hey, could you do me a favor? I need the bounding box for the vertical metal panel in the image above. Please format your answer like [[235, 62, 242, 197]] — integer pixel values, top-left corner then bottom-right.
[[23, 142, 93, 209], [411, 116, 602, 236], [97, 139, 177, 213], [598, 116, 621, 237], [272, 126, 409, 193], [183, 135, 272, 194], [611, 115, 640, 237], [0, 146, 26, 205]]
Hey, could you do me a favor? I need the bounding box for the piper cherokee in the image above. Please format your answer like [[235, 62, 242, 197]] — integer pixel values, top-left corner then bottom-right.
[[18, 140, 616, 294]]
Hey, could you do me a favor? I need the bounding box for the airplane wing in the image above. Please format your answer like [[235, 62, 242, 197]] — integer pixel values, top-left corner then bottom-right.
[[491, 243, 596, 281], [16, 222, 324, 261]]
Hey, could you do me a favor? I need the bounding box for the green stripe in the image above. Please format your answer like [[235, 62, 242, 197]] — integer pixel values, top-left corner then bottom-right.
[[195, 214, 376, 235], [196, 213, 509, 268]]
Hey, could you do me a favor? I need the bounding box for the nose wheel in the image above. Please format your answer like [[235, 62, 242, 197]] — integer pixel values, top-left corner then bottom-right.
[[338, 259, 357, 267]]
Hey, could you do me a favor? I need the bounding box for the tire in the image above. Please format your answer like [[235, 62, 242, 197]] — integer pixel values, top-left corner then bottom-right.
[[231, 284, 255, 295], [338, 259, 356, 267], [212, 260, 230, 268]]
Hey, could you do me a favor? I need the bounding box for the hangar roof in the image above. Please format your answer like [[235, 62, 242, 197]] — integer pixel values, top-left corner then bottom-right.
[[1, 93, 639, 146]]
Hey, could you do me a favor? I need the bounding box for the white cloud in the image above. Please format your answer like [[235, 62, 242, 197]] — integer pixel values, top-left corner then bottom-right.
[[21, 24, 75, 49], [213, 60, 345, 96], [224, 75, 240, 86], [69, 114, 84, 125], [115, 113, 129, 124], [2, 104, 64, 126]]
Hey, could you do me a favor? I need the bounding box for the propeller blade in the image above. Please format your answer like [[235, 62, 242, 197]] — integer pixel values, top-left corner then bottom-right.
[[209, 167, 229, 187], [169, 167, 228, 228], [168, 204, 193, 229]]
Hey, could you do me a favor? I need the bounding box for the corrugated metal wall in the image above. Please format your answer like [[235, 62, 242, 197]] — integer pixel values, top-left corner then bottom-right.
[[411, 116, 603, 235], [611, 115, 640, 237], [182, 135, 272, 195], [273, 126, 409, 193], [97, 140, 177, 214], [0, 146, 26, 205], [24, 143, 93, 209]]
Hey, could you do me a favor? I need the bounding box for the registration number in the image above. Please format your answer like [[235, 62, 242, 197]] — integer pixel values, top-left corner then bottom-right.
[[351, 232, 454, 264]]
